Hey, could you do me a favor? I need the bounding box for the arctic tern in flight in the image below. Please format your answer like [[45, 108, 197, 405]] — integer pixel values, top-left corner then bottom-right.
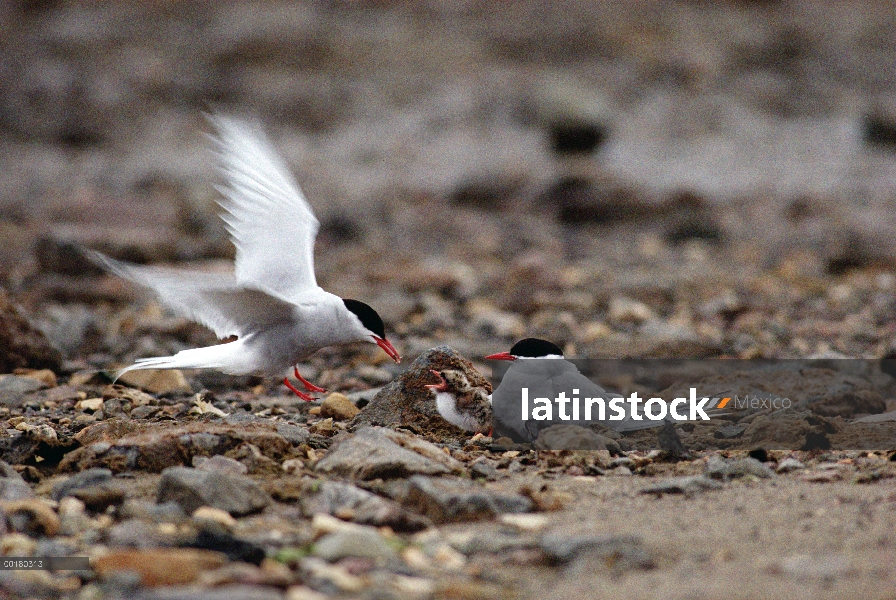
[[88, 115, 401, 400]]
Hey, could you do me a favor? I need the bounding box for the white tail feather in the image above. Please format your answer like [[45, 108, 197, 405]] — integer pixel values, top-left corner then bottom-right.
[[114, 341, 253, 381]]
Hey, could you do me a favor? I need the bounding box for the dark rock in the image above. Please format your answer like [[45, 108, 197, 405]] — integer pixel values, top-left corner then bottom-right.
[[0, 375, 47, 405], [51, 468, 113, 501], [0, 289, 62, 373], [301, 481, 430, 532], [353, 346, 491, 438], [157, 466, 271, 517], [402, 475, 533, 523], [314, 427, 463, 480], [748, 448, 769, 462], [549, 120, 607, 154], [188, 525, 266, 565], [863, 114, 896, 150]]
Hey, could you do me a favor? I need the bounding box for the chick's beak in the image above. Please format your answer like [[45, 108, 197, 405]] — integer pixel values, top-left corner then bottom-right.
[[373, 336, 401, 363], [425, 369, 447, 392], [485, 351, 516, 361]]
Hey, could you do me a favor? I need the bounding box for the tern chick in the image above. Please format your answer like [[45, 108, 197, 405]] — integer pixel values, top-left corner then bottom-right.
[[425, 369, 493, 434], [88, 115, 400, 400]]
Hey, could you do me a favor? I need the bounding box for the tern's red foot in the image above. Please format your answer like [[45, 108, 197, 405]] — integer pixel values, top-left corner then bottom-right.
[[488, 428, 493, 437], [293, 366, 327, 393], [283, 377, 316, 401]]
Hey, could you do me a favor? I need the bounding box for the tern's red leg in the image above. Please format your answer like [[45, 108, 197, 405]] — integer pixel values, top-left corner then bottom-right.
[[283, 377, 316, 402], [294, 366, 327, 393], [487, 427, 493, 437]]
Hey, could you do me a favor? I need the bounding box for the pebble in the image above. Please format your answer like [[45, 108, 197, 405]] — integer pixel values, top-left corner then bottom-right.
[[403, 475, 533, 523], [608, 297, 655, 324], [302, 481, 429, 532], [192, 506, 238, 529], [499, 513, 549, 532], [314, 427, 462, 480], [540, 533, 653, 568], [318, 393, 360, 421], [313, 528, 397, 563], [193, 455, 249, 476], [640, 475, 724, 495], [157, 466, 272, 516], [50, 467, 113, 500], [3, 499, 60, 536], [116, 369, 192, 395]]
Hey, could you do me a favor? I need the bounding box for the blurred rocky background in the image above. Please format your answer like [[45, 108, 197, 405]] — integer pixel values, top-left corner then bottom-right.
[[2, 3, 896, 598], [2, 0, 896, 376]]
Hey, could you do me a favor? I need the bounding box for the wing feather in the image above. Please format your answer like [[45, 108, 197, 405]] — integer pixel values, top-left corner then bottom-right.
[[209, 115, 320, 302]]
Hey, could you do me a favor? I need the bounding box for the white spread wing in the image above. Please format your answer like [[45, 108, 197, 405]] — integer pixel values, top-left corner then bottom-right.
[[210, 115, 320, 302], [86, 250, 293, 339]]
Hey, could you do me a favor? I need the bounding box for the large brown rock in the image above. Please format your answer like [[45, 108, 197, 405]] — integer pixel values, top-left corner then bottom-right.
[[352, 346, 491, 438], [0, 289, 61, 373]]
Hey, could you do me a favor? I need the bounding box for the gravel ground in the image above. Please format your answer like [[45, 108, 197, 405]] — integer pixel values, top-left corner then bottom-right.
[[1, 1, 896, 598]]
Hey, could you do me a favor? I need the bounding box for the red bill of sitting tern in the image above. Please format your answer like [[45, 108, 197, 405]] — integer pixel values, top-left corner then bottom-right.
[[88, 115, 400, 400]]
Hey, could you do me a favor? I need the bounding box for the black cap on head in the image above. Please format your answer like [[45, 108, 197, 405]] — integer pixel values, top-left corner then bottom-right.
[[509, 338, 564, 358], [342, 298, 386, 338]]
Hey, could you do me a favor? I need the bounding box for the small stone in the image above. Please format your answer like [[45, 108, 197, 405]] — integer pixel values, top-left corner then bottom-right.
[[157, 466, 271, 517], [75, 398, 104, 412], [302, 557, 365, 592], [0, 290, 62, 373], [776, 457, 807, 473], [499, 513, 549, 532], [0, 460, 33, 500], [403, 475, 533, 523], [0, 375, 46, 404], [302, 481, 430, 532], [640, 475, 723, 495], [92, 548, 226, 586], [314, 528, 397, 563], [540, 533, 653, 568], [286, 585, 330, 600], [116, 369, 191, 395], [193, 454, 249, 476], [51, 468, 113, 501], [777, 553, 851, 582], [192, 506, 238, 529], [470, 460, 498, 481], [4, 499, 60, 536], [13, 368, 57, 387], [608, 297, 655, 324], [705, 456, 775, 480], [319, 393, 360, 421], [314, 427, 463, 480]]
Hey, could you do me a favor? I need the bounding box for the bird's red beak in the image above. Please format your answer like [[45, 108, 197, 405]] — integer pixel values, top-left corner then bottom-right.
[[485, 351, 516, 361], [373, 336, 401, 363], [425, 369, 447, 391]]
